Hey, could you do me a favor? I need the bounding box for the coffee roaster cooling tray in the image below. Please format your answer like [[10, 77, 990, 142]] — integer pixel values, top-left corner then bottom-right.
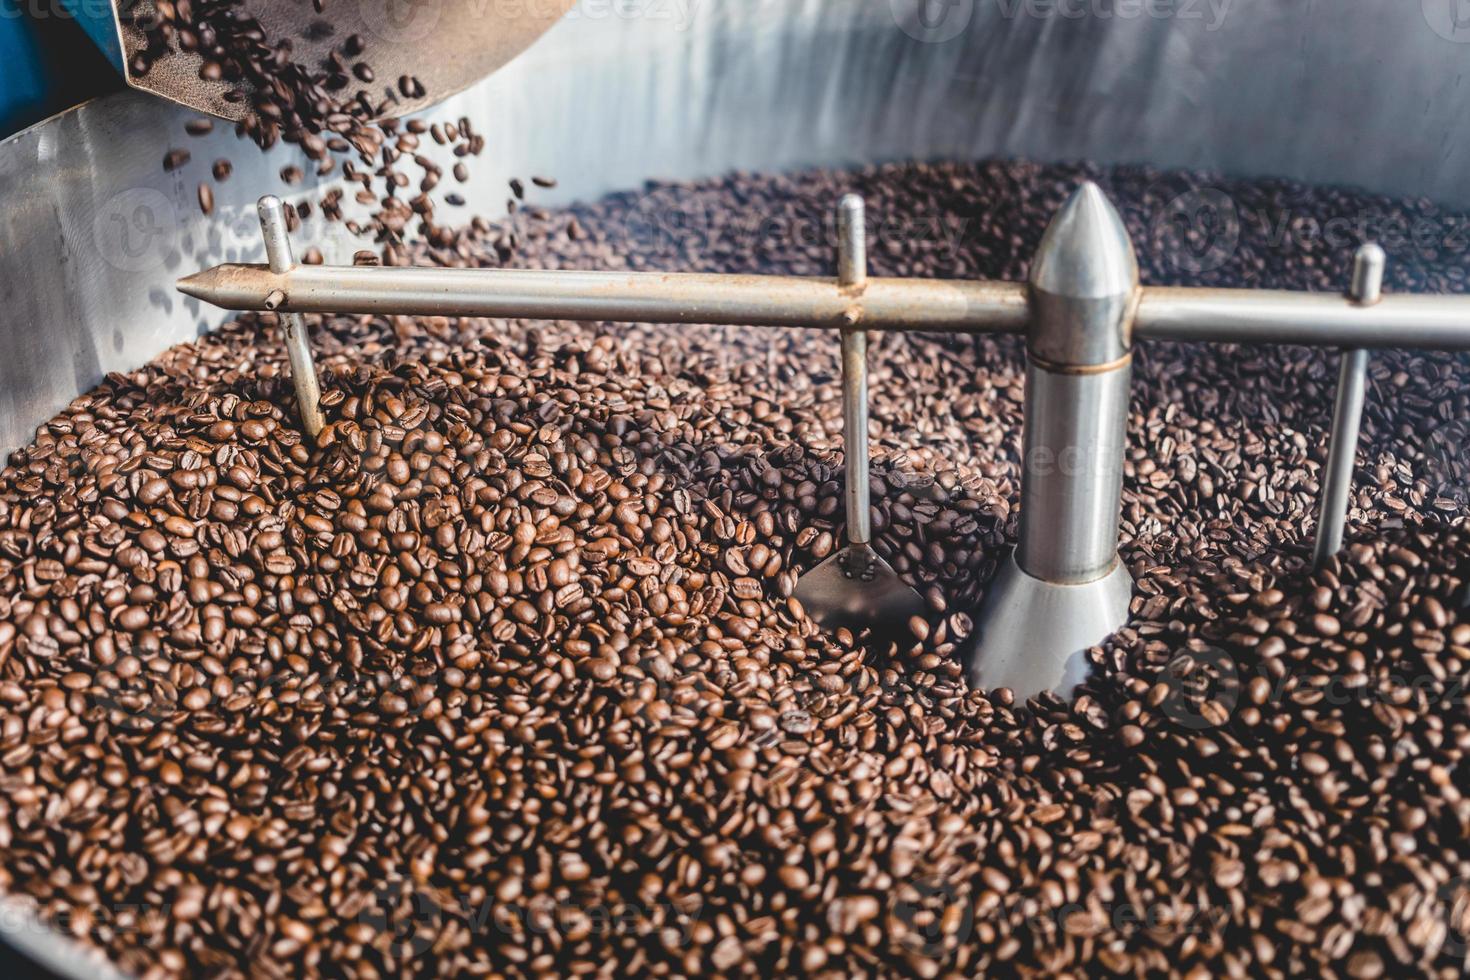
[[179, 183, 1470, 700]]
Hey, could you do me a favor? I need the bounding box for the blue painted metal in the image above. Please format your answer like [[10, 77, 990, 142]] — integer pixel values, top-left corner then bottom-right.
[[55, 0, 122, 71], [0, 0, 122, 137], [0, 7, 56, 135]]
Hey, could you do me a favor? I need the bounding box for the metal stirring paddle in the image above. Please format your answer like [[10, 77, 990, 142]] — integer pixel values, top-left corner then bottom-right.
[[789, 195, 926, 633]]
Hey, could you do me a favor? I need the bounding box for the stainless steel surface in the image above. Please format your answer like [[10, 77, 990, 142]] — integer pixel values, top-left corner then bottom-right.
[[838, 324, 871, 545], [176, 264, 1033, 333], [1313, 244, 1385, 569], [1016, 364, 1134, 585], [176, 264, 1470, 355], [793, 195, 923, 632], [1014, 183, 1135, 584], [838, 195, 871, 547], [963, 554, 1134, 699], [1351, 243, 1387, 307], [836, 193, 866, 294], [1027, 182, 1137, 367], [965, 184, 1136, 700], [0, 894, 131, 980], [257, 197, 325, 437], [1134, 290, 1470, 350], [790, 543, 925, 634], [1313, 347, 1370, 569], [117, 0, 573, 122], [0, 92, 326, 468], [516, 0, 1470, 211]]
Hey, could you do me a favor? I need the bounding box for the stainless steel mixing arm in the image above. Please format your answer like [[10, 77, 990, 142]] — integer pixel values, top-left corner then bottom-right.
[[180, 262, 1470, 351]]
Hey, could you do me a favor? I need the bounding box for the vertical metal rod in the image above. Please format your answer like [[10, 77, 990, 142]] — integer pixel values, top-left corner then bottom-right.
[[1313, 243, 1385, 568], [838, 194, 871, 550], [257, 196, 326, 438], [790, 193, 924, 630]]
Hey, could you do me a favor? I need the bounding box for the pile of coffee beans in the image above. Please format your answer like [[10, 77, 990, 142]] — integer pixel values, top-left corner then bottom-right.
[[0, 159, 1467, 978]]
